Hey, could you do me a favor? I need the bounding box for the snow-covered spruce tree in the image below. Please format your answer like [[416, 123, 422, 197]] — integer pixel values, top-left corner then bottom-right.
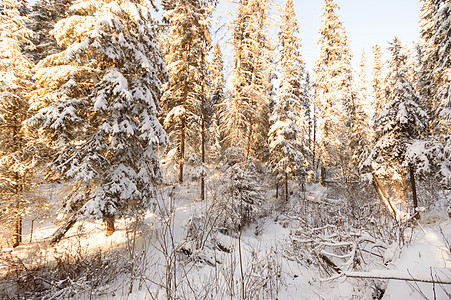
[[348, 50, 372, 177], [29, 0, 168, 237], [363, 38, 428, 216], [268, 0, 309, 202], [268, 98, 308, 202], [371, 44, 387, 130], [0, 0, 37, 247], [314, 0, 354, 183], [209, 44, 224, 117], [302, 72, 313, 154], [418, 0, 451, 143], [356, 51, 371, 122], [209, 43, 226, 162], [418, 0, 441, 121], [401, 0, 451, 189], [161, 0, 212, 184], [226, 0, 274, 159], [26, 0, 73, 64], [280, 0, 311, 156]]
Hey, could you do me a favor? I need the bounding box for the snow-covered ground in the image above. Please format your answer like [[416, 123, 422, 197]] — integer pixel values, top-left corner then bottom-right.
[[382, 220, 451, 299], [1, 181, 450, 299]]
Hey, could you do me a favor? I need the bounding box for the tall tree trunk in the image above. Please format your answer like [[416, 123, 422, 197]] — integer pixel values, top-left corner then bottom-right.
[[106, 215, 115, 236], [178, 42, 191, 184], [179, 75, 189, 183], [245, 125, 252, 158], [12, 172, 21, 248], [12, 216, 22, 248], [275, 181, 279, 199], [200, 52, 205, 201], [50, 214, 78, 246], [320, 165, 326, 186], [200, 56, 206, 202], [285, 171, 289, 203], [19, 216, 22, 243], [179, 118, 185, 183], [409, 164, 419, 219], [372, 173, 398, 220], [312, 101, 317, 172], [30, 219, 35, 243]]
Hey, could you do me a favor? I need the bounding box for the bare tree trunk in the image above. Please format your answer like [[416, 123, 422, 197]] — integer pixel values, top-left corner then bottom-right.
[[285, 171, 289, 203], [200, 52, 206, 202], [409, 164, 419, 219], [312, 100, 317, 172], [372, 173, 398, 220], [245, 125, 252, 158], [30, 219, 35, 243], [320, 165, 326, 186], [200, 147, 205, 202], [179, 117, 185, 183], [50, 214, 77, 246], [12, 172, 22, 248], [106, 215, 115, 236], [275, 181, 279, 199], [12, 216, 22, 248], [179, 76, 189, 183]]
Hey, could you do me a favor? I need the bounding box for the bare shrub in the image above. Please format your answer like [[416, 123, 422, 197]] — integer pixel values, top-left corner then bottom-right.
[[0, 231, 136, 299]]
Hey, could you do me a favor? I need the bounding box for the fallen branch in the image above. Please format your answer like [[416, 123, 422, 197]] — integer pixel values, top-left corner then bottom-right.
[[372, 173, 410, 222], [318, 252, 341, 274], [344, 269, 451, 285], [49, 214, 78, 246]]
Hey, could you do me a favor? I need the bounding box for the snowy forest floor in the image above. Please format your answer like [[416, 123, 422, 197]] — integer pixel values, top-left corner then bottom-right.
[[0, 169, 450, 300]]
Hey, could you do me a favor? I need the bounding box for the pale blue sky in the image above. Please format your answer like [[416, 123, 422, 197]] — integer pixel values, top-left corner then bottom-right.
[[292, 0, 422, 69], [211, 0, 422, 72], [28, 0, 421, 71]]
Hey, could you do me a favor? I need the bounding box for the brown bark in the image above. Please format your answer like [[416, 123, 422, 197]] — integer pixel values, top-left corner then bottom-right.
[[50, 214, 77, 246], [179, 75, 189, 183], [12, 216, 22, 248], [275, 181, 279, 199], [200, 52, 206, 202], [245, 126, 252, 158], [285, 171, 289, 203], [320, 166, 326, 186], [312, 101, 317, 171], [409, 164, 419, 219], [319, 252, 341, 274], [12, 171, 22, 248], [106, 215, 115, 236], [30, 219, 35, 243], [372, 173, 397, 220], [179, 115, 185, 183], [200, 172, 205, 201]]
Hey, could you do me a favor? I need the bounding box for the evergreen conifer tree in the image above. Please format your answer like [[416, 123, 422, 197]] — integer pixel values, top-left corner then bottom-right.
[[302, 72, 313, 155], [268, 0, 309, 201], [372, 44, 387, 127], [418, 0, 450, 142], [348, 50, 371, 176], [0, 0, 37, 247], [314, 0, 354, 182], [226, 0, 274, 159], [209, 44, 226, 162], [364, 38, 428, 213], [26, 0, 73, 63], [161, 0, 212, 184], [29, 0, 168, 236]]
